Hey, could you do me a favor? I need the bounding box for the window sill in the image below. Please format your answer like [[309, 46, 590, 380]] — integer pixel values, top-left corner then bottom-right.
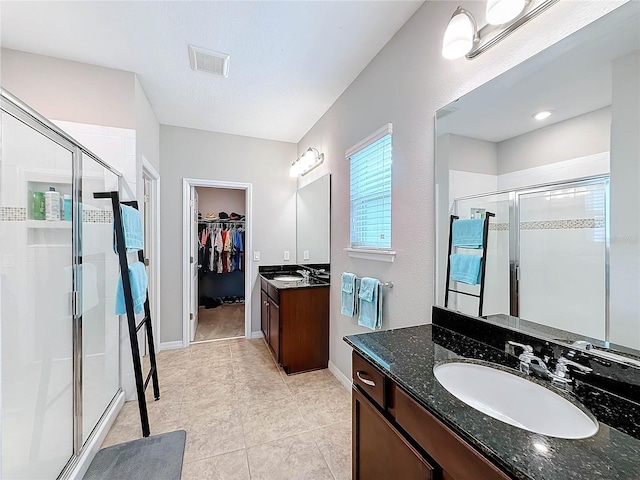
[[344, 247, 396, 263]]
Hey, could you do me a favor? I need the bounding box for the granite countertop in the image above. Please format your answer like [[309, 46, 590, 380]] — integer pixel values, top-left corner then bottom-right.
[[259, 273, 330, 290], [344, 324, 640, 480]]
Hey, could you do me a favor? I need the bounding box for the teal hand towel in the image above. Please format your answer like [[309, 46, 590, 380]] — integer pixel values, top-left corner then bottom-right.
[[450, 254, 482, 285], [452, 219, 485, 249], [115, 262, 148, 315], [358, 277, 382, 330], [341, 272, 357, 317], [114, 205, 144, 253]]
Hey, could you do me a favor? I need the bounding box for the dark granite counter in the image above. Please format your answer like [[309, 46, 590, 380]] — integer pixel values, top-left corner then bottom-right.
[[260, 273, 330, 290], [259, 264, 330, 290], [344, 324, 640, 480]]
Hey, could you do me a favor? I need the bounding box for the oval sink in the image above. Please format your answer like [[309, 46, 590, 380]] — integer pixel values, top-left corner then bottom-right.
[[273, 274, 303, 282], [434, 362, 598, 439]]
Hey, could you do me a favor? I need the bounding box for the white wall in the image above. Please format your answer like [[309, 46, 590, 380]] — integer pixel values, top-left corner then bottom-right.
[[498, 107, 611, 174], [609, 50, 640, 350], [297, 0, 626, 381], [159, 125, 297, 342], [195, 186, 246, 217], [1, 48, 135, 129], [134, 76, 160, 173]]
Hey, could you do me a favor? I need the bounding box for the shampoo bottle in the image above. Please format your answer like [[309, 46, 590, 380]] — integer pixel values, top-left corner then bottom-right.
[[45, 186, 61, 221]]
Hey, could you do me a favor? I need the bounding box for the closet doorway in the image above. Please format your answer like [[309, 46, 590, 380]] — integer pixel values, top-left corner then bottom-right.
[[182, 179, 252, 346]]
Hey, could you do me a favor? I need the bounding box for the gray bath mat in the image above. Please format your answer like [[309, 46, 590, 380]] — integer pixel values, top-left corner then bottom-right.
[[83, 430, 186, 480]]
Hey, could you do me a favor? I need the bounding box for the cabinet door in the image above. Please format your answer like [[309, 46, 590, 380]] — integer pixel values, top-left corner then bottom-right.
[[353, 388, 434, 480], [268, 301, 280, 362], [261, 290, 269, 338]]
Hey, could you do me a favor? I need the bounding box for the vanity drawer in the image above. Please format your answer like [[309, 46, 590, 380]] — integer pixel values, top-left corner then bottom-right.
[[352, 352, 386, 409], [267, 283, 279, 304], [395, 388, 510, 480]]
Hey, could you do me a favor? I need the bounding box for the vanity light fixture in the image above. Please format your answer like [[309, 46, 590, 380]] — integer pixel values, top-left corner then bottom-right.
[[442, 0, 558, 60], [533, 109, 554, 121], [289, 147, 324, 177]]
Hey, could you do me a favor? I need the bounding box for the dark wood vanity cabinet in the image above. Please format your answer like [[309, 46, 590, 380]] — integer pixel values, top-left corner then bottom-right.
[[260, 277, 329, 374], [352, 352, 511, 480]]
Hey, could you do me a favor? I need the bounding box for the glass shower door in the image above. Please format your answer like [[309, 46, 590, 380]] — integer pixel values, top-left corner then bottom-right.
[[1, 110, 75, 478], [79, 153, 121, 443], [517, 179, 608, 339]]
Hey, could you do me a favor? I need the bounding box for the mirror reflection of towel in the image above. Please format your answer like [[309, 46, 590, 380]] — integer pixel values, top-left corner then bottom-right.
[[450, 254, 482, 285]]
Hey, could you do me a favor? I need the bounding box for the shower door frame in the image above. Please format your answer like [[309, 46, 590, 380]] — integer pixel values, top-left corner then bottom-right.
[[454, 174, 610, 341], [1, 89, 124, 479]]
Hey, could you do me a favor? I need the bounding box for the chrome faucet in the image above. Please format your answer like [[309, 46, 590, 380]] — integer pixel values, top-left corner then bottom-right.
[[296, 269, 310, 280], [507, 341, 592, 390]]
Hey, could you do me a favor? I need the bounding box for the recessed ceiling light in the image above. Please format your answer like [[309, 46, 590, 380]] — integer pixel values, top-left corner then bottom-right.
[[533, 110, 554, 121]]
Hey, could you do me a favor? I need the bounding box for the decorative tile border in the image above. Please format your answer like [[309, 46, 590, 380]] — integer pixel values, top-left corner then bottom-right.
[[488, 219, 604, 231], [489, 223, 510, 231], [0, 207, 27, 221], [82, 209, 113, 224], [521, 218, 604, 230], [0, 207, 112, 223]]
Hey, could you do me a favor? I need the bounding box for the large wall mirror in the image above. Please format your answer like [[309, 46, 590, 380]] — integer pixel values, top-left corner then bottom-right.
[[296, 173, 331, 264], [435, 2, 639, 353]]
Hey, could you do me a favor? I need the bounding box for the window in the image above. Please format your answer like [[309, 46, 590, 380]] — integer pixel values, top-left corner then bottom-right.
[[347, 124, 392, 250]]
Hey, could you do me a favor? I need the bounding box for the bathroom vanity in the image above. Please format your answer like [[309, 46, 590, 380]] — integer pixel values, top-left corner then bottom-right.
[[345, 307, 640, 480], [260, 267, 329, 374]]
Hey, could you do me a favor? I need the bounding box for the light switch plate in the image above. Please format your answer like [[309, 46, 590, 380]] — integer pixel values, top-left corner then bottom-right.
[[253, 251, 260, 261], [303, 250, 310, 260], [284, 250, 290, 261]]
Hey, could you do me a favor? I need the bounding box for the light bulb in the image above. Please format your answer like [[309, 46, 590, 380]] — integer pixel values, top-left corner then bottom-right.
[[442, 9, 476, 60], [486, 0, 526, 25], [289, 162, 300, 177]]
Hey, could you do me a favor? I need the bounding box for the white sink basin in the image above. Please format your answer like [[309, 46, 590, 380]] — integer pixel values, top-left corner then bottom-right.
[[434, 362, 598, 439], [273, 275, 303, 282]]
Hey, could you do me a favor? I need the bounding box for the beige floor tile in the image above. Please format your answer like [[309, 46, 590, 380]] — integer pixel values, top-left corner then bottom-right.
[[155, 348, 192, 369], [246, 431, 334, 480], [181, 449, 250, 480], [229, 338, 270, 359], [240, 398, 309, 447], [296, 386, 352, 429], [180, 381, 238, 418], [313, 421, 353, 480], [189, 342, 232, 361], [284, 368, 342, 395], [178, 409, 245, 464], [183, 362, 236, 385], [234, 376, 292, 405]]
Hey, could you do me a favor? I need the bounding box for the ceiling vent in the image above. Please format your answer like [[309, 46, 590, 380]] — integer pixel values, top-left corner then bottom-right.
[[188, 45, 230, 78]]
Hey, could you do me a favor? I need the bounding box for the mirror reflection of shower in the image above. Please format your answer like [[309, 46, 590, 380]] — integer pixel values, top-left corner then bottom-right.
[[450, 175, 609, 343]]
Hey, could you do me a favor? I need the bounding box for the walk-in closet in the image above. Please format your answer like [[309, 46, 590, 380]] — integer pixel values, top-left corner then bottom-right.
[[192, 186, 246, 342]]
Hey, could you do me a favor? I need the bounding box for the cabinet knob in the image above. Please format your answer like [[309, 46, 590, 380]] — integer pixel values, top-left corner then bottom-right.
[[356, 371, 376, 387]]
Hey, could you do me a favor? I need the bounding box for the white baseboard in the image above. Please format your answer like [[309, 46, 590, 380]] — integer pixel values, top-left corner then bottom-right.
[[67, 390, 125, 480], [329, 360, 352, 391], [159, 341, 184, 351], [250, 330, 265, 339]]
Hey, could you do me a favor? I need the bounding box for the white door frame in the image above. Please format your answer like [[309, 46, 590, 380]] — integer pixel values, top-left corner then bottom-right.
[[140, 156, 161, 350], [182, 178, 253, 347]]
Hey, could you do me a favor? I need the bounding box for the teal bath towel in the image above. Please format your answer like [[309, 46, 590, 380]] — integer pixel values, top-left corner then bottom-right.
[[341, 272, 357, 317], [115, 261, 148, 315], [358, 277, 382, 331], [114, 205, 144, 253], [452, 218, 485, 249], [450, 254, 482, 285]]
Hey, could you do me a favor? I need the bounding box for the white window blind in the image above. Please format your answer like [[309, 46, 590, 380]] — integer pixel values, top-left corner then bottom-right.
[[348, 126, 392, 249]]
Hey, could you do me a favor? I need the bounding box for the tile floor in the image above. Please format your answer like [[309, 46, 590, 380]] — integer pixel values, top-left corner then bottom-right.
[[195, 304, 246, 341], [102, 338, 352, 480]]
